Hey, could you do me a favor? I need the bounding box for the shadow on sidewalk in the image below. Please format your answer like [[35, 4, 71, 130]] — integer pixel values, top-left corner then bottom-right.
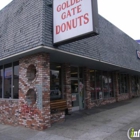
[[65, 98, 135, 121]]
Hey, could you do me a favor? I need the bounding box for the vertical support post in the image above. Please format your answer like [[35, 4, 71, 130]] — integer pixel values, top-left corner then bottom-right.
[[18, 53, 51, 130], [84, 67, 92, 109], [62, 64, 72, 111]]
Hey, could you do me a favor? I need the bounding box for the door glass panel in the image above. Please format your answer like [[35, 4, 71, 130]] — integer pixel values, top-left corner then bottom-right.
[[50, 63, 62, 100], [4, 64, 12, 98], [71, 67, 78, 78], [71, 80, 78, 93], [71, 80, 79, 107], [79, 67, 83, 78]]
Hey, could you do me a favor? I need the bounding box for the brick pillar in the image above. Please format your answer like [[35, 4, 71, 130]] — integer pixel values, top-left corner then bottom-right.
[[62, 64, 72, 111], [128, 75, 132, 99], [18, 53, 51, 130], [84, 68, 92, 109], [113, 72, 119, 102]]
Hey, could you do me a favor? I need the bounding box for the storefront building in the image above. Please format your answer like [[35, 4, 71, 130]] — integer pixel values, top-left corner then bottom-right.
[[0, 0, 140, 130]]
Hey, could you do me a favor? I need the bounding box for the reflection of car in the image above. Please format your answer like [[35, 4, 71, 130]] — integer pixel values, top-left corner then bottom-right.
[[50, 87, 61, 100]]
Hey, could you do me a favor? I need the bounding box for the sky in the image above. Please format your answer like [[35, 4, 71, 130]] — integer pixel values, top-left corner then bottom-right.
[[0, 0, 140, 40]]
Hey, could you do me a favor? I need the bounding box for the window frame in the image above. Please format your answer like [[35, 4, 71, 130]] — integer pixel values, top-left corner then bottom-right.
[[0, 62, 19, 99], [90, 70, 114, 101]]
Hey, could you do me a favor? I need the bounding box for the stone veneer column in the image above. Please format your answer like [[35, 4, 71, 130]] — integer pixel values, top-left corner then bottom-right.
[[84, 68, 93, 109], [18, 53, 51, 130], [113, 72, 119, 102], [62, 64, 72, 111]]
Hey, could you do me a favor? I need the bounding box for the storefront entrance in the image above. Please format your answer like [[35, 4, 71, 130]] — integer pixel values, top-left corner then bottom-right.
[[71, 67, 84, 111]]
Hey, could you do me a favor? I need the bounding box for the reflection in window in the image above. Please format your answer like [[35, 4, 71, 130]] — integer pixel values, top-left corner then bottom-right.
[[79, 67, 83, 78], [102, 72, 113, 98], [71, 67, 78, 78], [71, 80, 79, 107], [96, 71, 102, 99], [131, 76, 137, 93], [90, 70, 96, 100], [4, 64, 12, 98], [71, 80, 78, 93], [0, 62, 19, 99], [0, 67, 3, 98], [119, 74, 128, 94], [50, 64, 62, 100], [13, 62, 19, 99], [90, 70, 113, 100]]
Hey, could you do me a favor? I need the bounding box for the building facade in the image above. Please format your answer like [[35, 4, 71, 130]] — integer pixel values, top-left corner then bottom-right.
[[136, 40, 140, 44], [0, 0, 140, 130]]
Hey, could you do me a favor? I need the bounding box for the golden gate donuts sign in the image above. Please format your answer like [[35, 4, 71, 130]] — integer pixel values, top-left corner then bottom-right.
[[53, 0, 99, 44]]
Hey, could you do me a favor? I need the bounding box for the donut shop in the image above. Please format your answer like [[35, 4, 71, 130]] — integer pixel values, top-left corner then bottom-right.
[[0, 0, 140, 130]]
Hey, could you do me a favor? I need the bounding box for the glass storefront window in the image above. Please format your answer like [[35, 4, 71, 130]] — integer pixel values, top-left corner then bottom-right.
[[96, 71, 102, 99], [102, 72, 114, 98], [71, 80, 79, 107], [102, 72, 109, 98], [119, 74, 128, 94], [131, 76, 137, 93], [90, 70, 96, 100], [0, 67, 3, 98], [13, 62, 19, 99], [50, 63, 62, 100], [108, 73, 114, 97], [79, 67, 83, 78], [71, 80, 78, 93], [90, 70, 113, 100], [4, 64, 12, 98], [0, 62, 19, 99], [71, 67, 78, 78]]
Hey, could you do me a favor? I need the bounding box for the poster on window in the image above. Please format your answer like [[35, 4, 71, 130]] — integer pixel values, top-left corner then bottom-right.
[[99, 91, 103, 99], [72, 94, 77, 101]]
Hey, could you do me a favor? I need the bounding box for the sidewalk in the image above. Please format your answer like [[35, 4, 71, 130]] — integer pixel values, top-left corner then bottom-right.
[[0, 97, 140, 140]]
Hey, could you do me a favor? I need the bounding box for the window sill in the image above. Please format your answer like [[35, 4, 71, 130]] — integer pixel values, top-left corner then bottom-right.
[[0, 98, 19, 101]]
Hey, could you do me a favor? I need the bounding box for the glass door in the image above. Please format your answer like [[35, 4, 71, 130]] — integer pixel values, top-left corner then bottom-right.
[[71, 67, 84, 111], [71, 80, 79, 111]]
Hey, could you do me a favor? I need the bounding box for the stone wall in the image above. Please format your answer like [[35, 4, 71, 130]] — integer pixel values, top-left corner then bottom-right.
[[51, 112, 65, 124], [84, 68, 94, 109], [62, 64, 72, 111], [0, 99, 19, 126], [18, 53, 51, 130], [117, 94, 129, 101], [100, 98, 116, 106]]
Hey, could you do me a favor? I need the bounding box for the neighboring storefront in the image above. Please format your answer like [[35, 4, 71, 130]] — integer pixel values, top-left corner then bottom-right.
[[0, 0, 140, 130]]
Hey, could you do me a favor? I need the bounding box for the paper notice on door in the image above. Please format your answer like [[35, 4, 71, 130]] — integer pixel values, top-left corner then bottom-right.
[[72, 94, 77, 101]]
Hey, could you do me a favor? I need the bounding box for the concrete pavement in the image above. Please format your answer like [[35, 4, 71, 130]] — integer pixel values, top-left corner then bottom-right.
[[1, 97, 140, 140]]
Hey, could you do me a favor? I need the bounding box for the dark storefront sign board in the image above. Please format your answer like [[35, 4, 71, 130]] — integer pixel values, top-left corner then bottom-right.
[[53, 0, 99, 45], [136, 50, 140, 59]]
